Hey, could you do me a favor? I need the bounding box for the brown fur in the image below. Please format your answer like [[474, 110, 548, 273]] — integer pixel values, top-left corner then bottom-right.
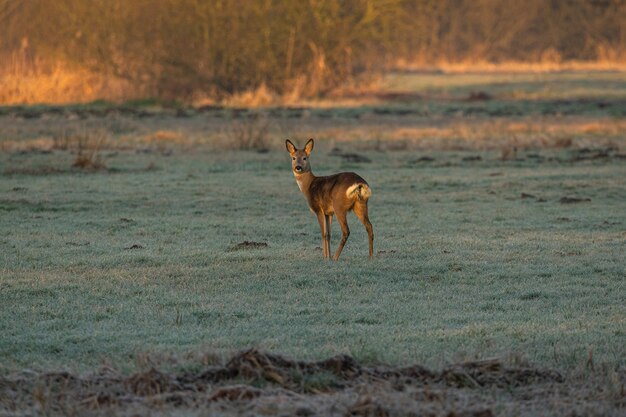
[[286, 138, 374, 260]]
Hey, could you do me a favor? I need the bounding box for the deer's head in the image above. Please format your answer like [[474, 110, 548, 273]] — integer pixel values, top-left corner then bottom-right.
[[285, 139, 314, 175]]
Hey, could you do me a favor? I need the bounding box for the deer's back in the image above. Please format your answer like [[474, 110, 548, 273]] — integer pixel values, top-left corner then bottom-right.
[[308, 172, 368, 214]]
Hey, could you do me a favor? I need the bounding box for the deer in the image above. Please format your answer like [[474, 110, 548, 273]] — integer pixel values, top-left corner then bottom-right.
[[285, 138, 373, 260]]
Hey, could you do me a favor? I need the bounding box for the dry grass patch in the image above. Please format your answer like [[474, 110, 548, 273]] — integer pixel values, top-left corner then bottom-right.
[[0, 137, 56, 153], [69, 130, 108, 170], [140, 130, 190, 153], [1, 349, 619, 417], [222, 83, 277, 107], [224, 113, 272, 151], [0, 54, 142, 105], [396, 58, 626, 74], [325, 119, 626, 151]]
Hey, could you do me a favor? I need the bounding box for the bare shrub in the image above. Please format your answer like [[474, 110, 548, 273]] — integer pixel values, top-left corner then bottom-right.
[[500, 136, 518, 160], [226, 113, 271, 151], [52, 128, 71, 150], [500, 146, 518, 161], [551, 137, 574, 149], [142, 130, 188, 154], [71, 129, 108, 170]]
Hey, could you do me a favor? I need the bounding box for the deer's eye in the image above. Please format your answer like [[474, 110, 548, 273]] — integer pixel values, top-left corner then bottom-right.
[[303, 157, 307, 160], [292, 157, 295, 160]]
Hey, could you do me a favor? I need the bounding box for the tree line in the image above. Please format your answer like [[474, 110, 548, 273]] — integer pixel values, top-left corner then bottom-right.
[[1, 0, 624, 99]]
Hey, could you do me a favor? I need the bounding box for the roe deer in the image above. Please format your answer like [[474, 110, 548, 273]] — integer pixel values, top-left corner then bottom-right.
[[286, 138, 373, 260]]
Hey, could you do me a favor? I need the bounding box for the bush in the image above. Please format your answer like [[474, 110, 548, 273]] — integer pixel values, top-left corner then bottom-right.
[[71, 130, 107, 170], [226, 113, 271, 152]]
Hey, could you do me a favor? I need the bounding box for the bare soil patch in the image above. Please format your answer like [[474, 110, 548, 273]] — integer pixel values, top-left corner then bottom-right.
[[229, 241, 269, 251], [2, 166, 65, 176], [329, 148, 372, 163], [124, 244, 144, 250], [560, 196, 592, 204], [410, 156, 436, 163]]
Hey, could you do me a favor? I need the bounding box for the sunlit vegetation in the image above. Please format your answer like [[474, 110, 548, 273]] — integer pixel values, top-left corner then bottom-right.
[[1, 0, 625, 103]]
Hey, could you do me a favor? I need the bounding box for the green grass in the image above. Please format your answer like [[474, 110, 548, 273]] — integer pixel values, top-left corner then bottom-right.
[[1, 149, 624, 372]]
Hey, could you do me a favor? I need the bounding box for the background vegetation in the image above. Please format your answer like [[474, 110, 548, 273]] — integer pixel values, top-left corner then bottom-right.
[[1, 0, 625, 103]]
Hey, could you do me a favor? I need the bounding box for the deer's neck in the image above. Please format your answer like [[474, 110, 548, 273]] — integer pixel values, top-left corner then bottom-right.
[[294, 171, 315, 195]]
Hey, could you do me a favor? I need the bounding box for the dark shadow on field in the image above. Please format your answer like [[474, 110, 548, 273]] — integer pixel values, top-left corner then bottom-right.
[[1, 164, 159, 177], [2, 94, 626, 123]]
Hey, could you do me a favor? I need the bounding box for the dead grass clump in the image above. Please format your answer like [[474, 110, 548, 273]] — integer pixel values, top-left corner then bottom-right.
[[346, 396, 391, 417], [52, 129, 71, 150], [72, 130, 108, 170], [500, 146, 518, 161], [223, 83, 277, 107], [0, 349, 595, 416], [226, 113, 272, 151], [140, 130, 189, 153], [143, 130, 186, 144], [440, 358, 564, 388], [466, 91, 492, 101], [228, 241, 269, 251], [550, 137, 573, 149], [208, 385, 264, 402], [124, 368, 177, 396], [222, 349, 360, 390], [325, 75, 403, 104], [72, 154, 104, 170]]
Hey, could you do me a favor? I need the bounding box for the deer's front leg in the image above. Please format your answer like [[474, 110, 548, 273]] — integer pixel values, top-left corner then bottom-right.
[[316, 212, 329, 258], [324, 215, 333, 258]]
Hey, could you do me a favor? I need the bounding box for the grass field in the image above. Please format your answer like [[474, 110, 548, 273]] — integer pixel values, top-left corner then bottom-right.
[[383, 71, 626, 100], [0, 71, 625, 415]]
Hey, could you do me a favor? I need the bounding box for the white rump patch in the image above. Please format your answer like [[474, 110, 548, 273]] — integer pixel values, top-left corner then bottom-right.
[[346, 183, 371, 199], [346, 184, 360, 197]]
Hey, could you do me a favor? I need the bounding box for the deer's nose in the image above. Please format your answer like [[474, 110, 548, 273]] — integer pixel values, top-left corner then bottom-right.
[[295, 165, 302, 172]]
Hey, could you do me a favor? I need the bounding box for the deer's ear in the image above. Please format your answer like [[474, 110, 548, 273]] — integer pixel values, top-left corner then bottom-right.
[[285, 139, 296, 155], [304, 138, 314, 155]]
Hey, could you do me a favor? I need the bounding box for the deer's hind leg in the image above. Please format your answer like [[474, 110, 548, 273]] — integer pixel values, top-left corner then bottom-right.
[[354, 201, 374, 258], [333, 210, 350, 260]]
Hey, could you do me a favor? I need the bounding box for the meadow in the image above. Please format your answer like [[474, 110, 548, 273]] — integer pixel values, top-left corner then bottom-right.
[[0, 71, 625, 415]]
